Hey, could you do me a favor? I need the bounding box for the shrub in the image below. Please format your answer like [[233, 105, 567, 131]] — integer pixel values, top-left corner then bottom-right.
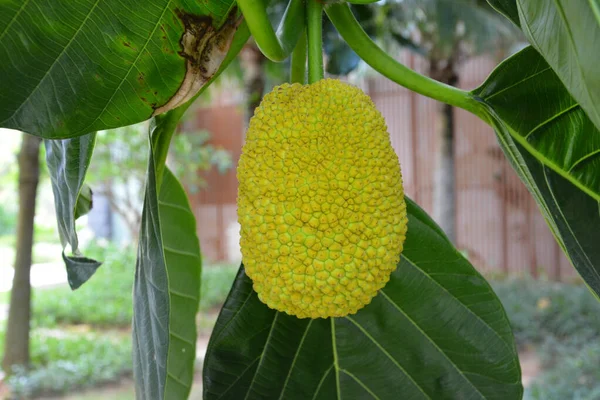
[[491, 279, 600, 346], [33, 243, 239, 328], [491, 279, 600, 399], [33, 243, 136, 327], [526, 341, 600, 400], [1, 330, 132, 398]]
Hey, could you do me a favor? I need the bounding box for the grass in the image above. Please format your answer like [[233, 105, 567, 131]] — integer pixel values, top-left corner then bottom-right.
[[31, 251, 238, 329], [0, 241, 238, 398], [0, 329, 132, 398]]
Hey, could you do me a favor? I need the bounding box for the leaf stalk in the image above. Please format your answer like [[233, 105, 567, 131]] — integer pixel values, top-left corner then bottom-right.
[[307, 0, 324, 83], [237, 0, 305, 62], [325, 3, 487, 119]]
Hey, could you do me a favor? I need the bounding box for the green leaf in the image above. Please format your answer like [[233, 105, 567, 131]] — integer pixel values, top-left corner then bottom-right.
[[0, 0, 239, 139], [492, 111, 600, 298], [133, 157, 201, 398], [472, 46, 600, 202], [131, 18, 248, 399], [516, 0, 600, 133], [45, 134, 101, 289], [486, 0, 520, 27], [473, 46, 600, 296], [203, 198, 522, 400]]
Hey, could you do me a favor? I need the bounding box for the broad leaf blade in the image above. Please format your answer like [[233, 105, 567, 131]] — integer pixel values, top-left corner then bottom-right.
[[0, 0, 238, 139], [491, 115, 600, 297], [473, 46, 600, 296], [133, 161, 202, 399], [204, 198, 522, 400], [472, 46, 600, 201], [516, 0, 600, 132], [45, 134, 101, 289], [132, 19, 249, 399]]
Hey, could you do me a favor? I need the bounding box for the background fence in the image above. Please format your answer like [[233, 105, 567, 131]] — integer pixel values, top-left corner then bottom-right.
[[185, 51, 575, 281]]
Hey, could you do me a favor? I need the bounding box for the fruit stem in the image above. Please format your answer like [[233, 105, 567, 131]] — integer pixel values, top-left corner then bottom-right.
[[325, 3, 488, 119], [291, 28, 307, 84], [307, 0, 324, 83], [237, 0, 305, 62]]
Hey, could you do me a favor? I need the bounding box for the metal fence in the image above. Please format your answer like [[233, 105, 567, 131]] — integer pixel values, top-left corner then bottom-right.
[[186, 52, 575, 281]]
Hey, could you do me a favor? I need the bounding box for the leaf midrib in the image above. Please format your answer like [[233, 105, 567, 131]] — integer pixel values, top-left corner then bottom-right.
[[481, 99, 600, 201], [506, 123, 600, 201]]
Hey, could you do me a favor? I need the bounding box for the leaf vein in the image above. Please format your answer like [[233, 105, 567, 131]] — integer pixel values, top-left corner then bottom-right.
[[379, 290, 486, 400], [278, 320, 313, 400], [344, 316, 431, 399], [340, 369, 381, 400]]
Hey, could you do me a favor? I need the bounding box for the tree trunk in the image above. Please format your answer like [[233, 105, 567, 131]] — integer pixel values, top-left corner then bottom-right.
[[2, 133, 41, 373], [430, 62, 458, 243]]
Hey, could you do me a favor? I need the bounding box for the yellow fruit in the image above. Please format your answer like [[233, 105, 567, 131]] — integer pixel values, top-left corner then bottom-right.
[[237, 79, 408, 319]]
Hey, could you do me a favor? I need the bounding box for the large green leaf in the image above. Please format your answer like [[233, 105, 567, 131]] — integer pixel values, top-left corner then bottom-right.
[[515, 0, 600, 133], [0, 0, 239, 139], [473, 46, 600, 296], [45, 134, 101, 289], [486, 0, 519, 27], [133, 141, 202, 399], [494, 117, 600, 297], [203, 198, 522, 400], [472, 46, 600, 202], [486, 0, 600, 132], [132, 23, 250, 397]]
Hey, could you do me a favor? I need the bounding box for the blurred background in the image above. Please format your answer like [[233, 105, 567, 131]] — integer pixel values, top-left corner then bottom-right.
[[1, 1, 599, 399]]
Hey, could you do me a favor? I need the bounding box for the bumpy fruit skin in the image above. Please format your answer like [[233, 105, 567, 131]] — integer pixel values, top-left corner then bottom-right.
[[237, 79, 408, 319]]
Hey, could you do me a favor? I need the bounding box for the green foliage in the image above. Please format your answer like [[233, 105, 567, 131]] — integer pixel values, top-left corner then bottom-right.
[[379, 0, 519, 62], [168, 130, 233, 194], [133, 160, 202, 399], [204, 199, 522, 399], [0, 331, 132, 398], [473, 46, 600, 299], [85, 122, 233, 239], [526, 341, 600, 400], [33, 243, 136, 328], [33, 243, 238, 328], [45, 134, 101, 289], [492, 279, 600, 400], [508, 1, 600, 133], [2, 0, 599, 398], [198, 264, 239, 312], [492, 279, 600, 346], [0, 0, 239, 138]]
